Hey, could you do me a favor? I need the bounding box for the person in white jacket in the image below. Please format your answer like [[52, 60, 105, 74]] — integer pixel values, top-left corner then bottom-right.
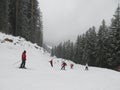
[[85, 63, 88, 70]]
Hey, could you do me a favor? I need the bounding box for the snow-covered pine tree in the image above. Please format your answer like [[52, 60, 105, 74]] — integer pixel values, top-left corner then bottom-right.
[[52, 40, 74, 61], [74, 35, 80, 63], [70, 42, 74, 61], [16, 0, 30, 41], [62, 42, 66, 59], [84, 27, 97, 66], [28, 0, 43, 46], [51, 46, 55, 57], [64, 40, 71, 60], [107, 5, 120, 69], [35, 9, 43, 46], [56, 43, 63, 58], [8, 0, 17, 35], [74, 35, 85, 64], [80, 34, 87, 65], [0, 0, 9, 33], [1, 0, 43, 46], [96, 20, 109, 67]]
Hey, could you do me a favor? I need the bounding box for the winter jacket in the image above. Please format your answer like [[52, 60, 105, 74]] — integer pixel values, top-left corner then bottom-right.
[[62, 62, 67, 66], [49, 60, 53, 67], [22, 52, 26, 61], [70, 64, 74, 69]]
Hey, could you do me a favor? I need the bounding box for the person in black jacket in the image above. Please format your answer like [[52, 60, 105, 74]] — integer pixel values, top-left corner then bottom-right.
[[49, 59, 53, 67], [61, 61, 67, 70]]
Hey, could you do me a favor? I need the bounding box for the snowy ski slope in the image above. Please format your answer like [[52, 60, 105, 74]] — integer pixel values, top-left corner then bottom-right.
[[0, 33, 120, 90]]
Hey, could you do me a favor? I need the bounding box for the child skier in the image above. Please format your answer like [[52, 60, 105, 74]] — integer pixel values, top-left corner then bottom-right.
[[49, 59, 53, 67], [70, 64, 74, 69], [85, 63, 89, 70], [61, 61, 67, 70]]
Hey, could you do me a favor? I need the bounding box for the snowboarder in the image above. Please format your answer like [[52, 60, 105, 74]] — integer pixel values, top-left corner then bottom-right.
[[85, 63, 88, 70], [70, 64, 74, 69], [61, 61, 67, 70], [20, 50, 27, 69], [49, 59, 53, 67]]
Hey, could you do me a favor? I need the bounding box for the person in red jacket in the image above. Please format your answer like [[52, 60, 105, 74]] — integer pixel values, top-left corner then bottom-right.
[[70, 64, 74, 69], [20, 50, 26, 68]]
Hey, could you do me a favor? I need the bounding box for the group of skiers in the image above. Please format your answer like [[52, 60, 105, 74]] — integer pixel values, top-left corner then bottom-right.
[[18, 50, 120, 71], [19, 50, 89, 70], [49, 59, 74, 70], [49, 59, 89, 70]]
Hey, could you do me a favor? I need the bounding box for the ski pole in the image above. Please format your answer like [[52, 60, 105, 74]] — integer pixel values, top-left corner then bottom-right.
[[13, 60, 21, 65]]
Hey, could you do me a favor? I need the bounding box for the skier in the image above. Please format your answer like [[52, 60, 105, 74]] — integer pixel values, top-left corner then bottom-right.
[[49, 59, 53, 67], [117, 66, 120, 71], [20, 50, 27, 69], [85, 63, 89, 70], [61, 61, 67, 70], [70, 64, 74, 69]]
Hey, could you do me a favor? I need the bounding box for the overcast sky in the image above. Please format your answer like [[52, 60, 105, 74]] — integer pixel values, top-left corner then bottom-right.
[[38, 0, 117, 46]]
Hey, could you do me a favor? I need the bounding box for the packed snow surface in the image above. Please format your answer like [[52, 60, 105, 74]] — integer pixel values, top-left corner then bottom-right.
[[0, 33, 120, 90]]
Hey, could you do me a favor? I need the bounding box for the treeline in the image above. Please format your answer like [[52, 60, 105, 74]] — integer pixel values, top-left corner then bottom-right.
[[0, 0, 43, 46], [51, 6, 120, 70]]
